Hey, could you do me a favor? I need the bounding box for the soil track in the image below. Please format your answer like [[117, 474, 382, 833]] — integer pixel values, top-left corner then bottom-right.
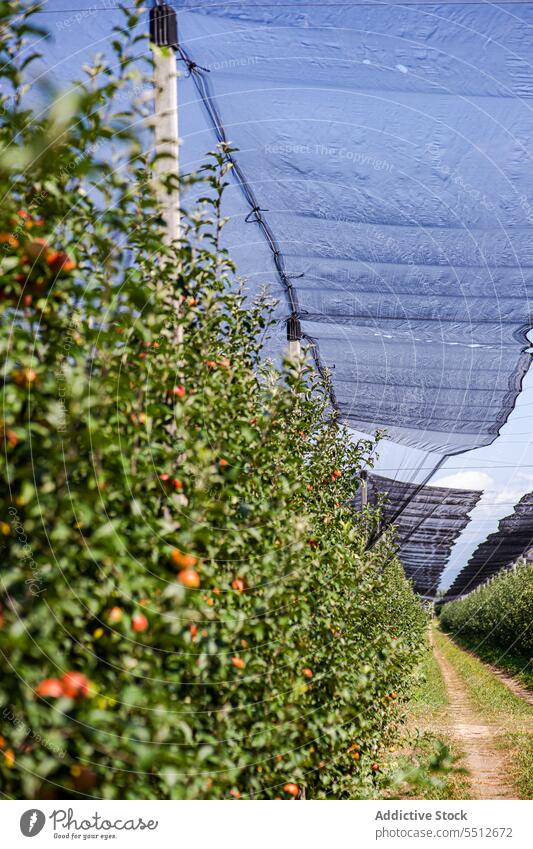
[[432, 641, 517, 800]]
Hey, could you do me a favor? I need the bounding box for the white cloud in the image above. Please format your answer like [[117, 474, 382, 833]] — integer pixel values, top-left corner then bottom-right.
[[515, 470, 533, 486], [474, 486, 529, 517], [432, 470, 493, 491]]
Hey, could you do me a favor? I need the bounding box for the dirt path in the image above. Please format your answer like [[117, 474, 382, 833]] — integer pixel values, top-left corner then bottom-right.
[[432, 640, 517, 800]]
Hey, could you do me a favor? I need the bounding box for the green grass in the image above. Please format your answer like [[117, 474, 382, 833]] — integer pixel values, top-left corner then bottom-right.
[[443, 632, 533, 690], [434, 627, 533, 799], [434, 628, 531, 720], [386, 726, 470, 800], [510, 733, 533, 800], [383, 645, 470, 800], [410, 645, 449, 713]]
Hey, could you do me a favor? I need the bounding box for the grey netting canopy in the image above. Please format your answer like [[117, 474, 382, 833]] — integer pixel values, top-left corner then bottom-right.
[[36, 4, 533, 456], [446, 491, 533, 597], [353, 473, 482, 595], [175, 0, 533, 455]]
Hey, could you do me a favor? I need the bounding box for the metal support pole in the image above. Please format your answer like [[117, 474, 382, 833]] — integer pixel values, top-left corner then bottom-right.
[[287, 313, 302, 360], [150, 1, 180, 244], [360, 469, 368, 509]]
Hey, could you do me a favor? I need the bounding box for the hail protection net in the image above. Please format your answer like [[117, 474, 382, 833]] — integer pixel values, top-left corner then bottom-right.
[[446, 491, 533, 597], [353, 473, 482, 595], [174, 0, 533, 455], [35, 2, 533, 590]]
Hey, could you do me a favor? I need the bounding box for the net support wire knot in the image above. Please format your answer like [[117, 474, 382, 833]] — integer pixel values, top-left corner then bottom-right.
[[245, 205, 269, 223]]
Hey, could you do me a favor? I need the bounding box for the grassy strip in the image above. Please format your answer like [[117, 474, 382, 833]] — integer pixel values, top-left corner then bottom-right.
[[433, 627, 533, 799], [442, 632, 533, 690], [411, 645, 449, 713], [381, 646, 470, 800]]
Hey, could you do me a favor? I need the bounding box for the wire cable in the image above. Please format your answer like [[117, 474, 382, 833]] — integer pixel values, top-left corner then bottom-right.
[[31, 1, 533, 13]]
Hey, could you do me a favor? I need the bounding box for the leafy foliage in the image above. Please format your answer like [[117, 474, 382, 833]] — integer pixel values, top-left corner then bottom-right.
[[0, 1, 426, 799], [440, 562, 533, 657]]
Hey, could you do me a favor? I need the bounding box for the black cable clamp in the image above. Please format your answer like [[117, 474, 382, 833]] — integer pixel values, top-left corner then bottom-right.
[[150, 1, 178, 48], [287, 313, 302, 342]]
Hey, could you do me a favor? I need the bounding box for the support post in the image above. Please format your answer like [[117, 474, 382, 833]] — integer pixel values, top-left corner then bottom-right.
[[360, 469, 368, 509], [287, 313, 302, 360], [150, 1, 180, 244]]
